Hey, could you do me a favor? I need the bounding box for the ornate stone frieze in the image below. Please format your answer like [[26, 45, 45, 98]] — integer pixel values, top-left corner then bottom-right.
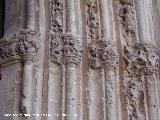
[[123, 43, 159, 77], [119, 0, 137, 44], [49, 0, 63, 64], [88, 38, 118, 69], [0, 29, 40, 64], [85, 0, 100, 42]]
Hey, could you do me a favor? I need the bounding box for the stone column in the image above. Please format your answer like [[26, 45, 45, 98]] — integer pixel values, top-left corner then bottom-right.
[[104, 66, 117, 120], [26, 0, 35, 29], [135, 0, 154, 44], [99, 0, 110, 38], [65, 63, 77, 119], [64, 0, 81, 119], [48, 0, 64, 119], [62, 33, 81, 120], [144, 74, 159, 120], [143, 44, 160, 120], [88, 40, 118, 120], [21, 57, 34, 115], [99, 0, 118, 119], [65, 0, 76, 34]]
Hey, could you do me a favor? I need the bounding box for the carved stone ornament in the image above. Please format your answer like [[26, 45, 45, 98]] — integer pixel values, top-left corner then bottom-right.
[[50, 33, 82, 65], [86, 0, 100, 42], [0, 29, 40, 64], [49, 0, 63, 64], [49, 0, 63, 33], [123, 43, 159, 77], [62, 33, 82, 64], [119, 0, 137, 44], [88, 39, 118, 69], [123, 77, 145, 120]]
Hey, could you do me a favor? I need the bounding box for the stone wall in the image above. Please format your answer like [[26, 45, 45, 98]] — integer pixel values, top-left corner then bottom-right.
[[0, 0, 160, 120]]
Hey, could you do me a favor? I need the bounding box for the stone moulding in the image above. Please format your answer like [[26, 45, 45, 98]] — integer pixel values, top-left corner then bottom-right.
[[85, 0, 100, 42], [88, 39, 118, 69], [49, 0, 63, 33], [49, 32, 82, 65], [0, 29, 40, 65], [123, 77, 145, 120], [119, 0, 138, 44], [123, 42, 159, 76], [49, 0, 64, 64]]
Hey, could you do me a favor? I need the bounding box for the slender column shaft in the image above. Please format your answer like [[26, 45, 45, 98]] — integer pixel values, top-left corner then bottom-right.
[[65, 0, 76, 34], [99, 0, 117, 119], [21, 59, 34, 114], [64, 0, 79, 119], [99, 0, 110, 39], [48, 63, 62, 120], [65, 63, 77, 120], [135, 0, 154, 44], [104, 67, 116, 120], [145, 74, 159, 120], [26, 0, 34, 29]]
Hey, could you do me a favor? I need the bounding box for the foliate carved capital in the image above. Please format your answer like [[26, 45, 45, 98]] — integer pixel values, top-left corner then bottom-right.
[[0, 29, 40, 64], [123, 43, 159, 77], [49, 33, 82, 65], [88, 38, 118, 69], [62, 33, 82, 65]]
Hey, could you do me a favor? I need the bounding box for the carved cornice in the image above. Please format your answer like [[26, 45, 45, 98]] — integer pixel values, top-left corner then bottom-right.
[[119, 0, 138, 44], [85, 0, 100, 42], [0, 29, 40, 64], [88, 38, 118, 69], [123, 43, 159, 77]]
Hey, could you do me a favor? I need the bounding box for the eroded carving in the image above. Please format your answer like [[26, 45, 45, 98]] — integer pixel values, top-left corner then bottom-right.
[[119, 0, 137, 44], [49, 0, 63, 64], [86, 0, 100, 42], [62, 33, 82, 64], [0, 29, 40, 63], [88, 38, 118, 69], [124, 77, 145, 120], [49, 33, 82, 65], [123, 43, 159, 77]]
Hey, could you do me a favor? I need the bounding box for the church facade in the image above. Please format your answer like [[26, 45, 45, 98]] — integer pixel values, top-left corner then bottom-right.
[[0, 0, 160, 120]]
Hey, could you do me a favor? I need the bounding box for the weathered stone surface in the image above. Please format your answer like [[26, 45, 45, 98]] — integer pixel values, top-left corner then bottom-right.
[[88, 39, 118, 69], [0, 0, 160, 120]]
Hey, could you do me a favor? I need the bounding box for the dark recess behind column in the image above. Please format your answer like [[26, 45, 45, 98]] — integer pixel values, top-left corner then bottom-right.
[[0, 0, 5, 38]]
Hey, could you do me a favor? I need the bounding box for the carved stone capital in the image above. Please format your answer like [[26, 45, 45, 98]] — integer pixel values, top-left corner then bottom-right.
[[62, 33, 82, 65], [0, 29, 40, 65], [88, 38, 118, 69], [49, 33, 82, 65], [123, 43, 159, 77]]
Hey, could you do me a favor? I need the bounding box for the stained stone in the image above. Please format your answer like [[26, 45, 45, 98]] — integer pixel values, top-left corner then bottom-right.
[[0, 0, 160, 120]]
